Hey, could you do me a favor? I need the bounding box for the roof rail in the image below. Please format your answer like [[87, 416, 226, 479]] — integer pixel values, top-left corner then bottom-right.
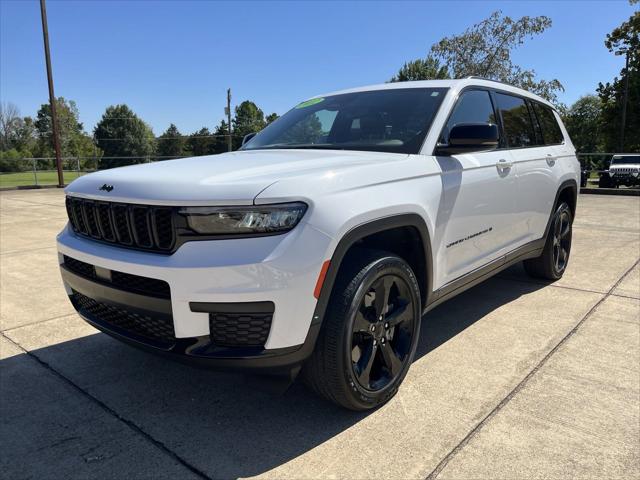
[[465, 76, 515, 87]]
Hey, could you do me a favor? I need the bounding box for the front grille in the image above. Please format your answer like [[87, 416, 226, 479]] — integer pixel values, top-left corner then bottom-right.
[[71, 290, 176, 345], [63, 255, 171, 299], [66, 197, 175, 253], [209, 312, 273, 347]]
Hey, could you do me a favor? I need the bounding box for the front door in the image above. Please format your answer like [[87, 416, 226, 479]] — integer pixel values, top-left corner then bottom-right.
[[433, 89, 521, 288]]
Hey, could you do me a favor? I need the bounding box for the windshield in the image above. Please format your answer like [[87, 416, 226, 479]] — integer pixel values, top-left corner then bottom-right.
[[242, 88, 448, 154], [611, 155, 640, 165]]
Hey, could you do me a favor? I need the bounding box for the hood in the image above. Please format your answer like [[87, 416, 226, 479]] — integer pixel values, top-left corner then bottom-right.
[[65, 149, 406, 205]]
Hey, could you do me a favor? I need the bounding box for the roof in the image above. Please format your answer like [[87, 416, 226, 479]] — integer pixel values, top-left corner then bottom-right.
[[314, 77, 556, 109]]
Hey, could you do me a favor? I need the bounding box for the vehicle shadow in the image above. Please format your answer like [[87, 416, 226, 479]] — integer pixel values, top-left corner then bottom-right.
[[3, 265, 545, 479]]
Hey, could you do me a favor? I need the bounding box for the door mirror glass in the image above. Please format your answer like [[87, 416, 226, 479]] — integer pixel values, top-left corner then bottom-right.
[[437, 123, 499, 155]]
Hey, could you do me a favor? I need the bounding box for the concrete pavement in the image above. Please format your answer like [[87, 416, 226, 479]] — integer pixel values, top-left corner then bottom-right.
[[1, 189, 638, 479]]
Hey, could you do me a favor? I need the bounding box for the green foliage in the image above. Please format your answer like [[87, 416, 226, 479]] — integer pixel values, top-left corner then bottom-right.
[[94, 104, 155, 169], [563, 95, 604, 153], [232, 101, 266, 149], [390, 57, 450, 82], [185, 127, 215, 156], [157, 123, 186, 159], [597, 10, 639, 152], [212, 120, 231, 154], [34, 97, 98, 159], [266, 113, 279, 125], [392, 11, 564, 103]]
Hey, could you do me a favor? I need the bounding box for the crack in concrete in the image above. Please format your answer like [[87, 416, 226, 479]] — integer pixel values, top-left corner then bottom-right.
[[0, 332, 213, 480], [425, 257, 640, 480]]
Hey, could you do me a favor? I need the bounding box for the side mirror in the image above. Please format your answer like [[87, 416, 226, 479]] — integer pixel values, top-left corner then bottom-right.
[[436, 123, 499, 155], [242, 132, 257, 146]]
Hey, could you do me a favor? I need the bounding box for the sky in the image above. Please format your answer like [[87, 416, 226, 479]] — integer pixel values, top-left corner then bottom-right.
[[0, 0, 636, 135]]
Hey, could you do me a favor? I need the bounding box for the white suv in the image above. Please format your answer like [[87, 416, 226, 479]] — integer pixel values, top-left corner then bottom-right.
[[58, 78, 579, 410]]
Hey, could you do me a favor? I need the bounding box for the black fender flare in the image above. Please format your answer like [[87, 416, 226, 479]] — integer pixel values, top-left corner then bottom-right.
[[294, 214, 433, 362], [543, 179, 578, 240]]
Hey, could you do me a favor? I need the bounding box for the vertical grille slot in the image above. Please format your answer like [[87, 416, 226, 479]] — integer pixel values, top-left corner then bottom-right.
[[131, 207, 153, 248], [71, 198, 88, 234], [112, 205, 133, 245], [65, 197, 78, 231], [83, 201, 101, 238], [96, 202, 116, 242], [152, 208, 174, 250]]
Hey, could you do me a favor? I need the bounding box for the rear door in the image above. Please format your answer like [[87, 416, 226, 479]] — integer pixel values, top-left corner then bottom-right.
[[500, 96, 565, 243], [434, 89, 520, 287]]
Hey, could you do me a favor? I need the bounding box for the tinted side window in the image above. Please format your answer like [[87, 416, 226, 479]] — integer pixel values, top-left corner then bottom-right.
[[532, 103, 564, 145], [495, 93, 536, 148], [442, 90, 496, 142]]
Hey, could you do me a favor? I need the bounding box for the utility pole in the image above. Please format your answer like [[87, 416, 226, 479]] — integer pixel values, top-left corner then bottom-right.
[[619, 49, 630, 152], [226, 88, 232, 152], [39, 0, 64, 187]]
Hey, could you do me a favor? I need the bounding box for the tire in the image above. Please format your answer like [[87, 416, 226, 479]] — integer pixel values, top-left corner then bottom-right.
[[523, 202, 573, 280], [302, 249, 421, 410], [598, 175, 612, 188]]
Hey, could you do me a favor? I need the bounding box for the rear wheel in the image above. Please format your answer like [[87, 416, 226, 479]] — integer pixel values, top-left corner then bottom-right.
[[303, 250, 421, 410], [523, 202, 573, 280]]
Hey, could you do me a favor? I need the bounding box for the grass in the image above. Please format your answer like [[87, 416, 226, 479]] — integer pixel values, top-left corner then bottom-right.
[[0, 170, 86, 188]]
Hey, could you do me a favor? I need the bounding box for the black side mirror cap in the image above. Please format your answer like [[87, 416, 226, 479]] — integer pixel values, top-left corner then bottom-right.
[[436, 123, 499, 155]]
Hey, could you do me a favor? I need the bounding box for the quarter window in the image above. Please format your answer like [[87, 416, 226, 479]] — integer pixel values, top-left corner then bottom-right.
[[441, 90, 497, 143], [495, 93, 536, 148], [532, 103, 564, 145]]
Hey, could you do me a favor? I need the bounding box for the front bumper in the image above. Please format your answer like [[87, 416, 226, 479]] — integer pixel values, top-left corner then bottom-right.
[[57, 221, 332, 369]]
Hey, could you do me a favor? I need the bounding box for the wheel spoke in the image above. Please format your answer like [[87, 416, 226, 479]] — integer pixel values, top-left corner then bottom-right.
[[385, 300, 411, 327], [560, 215, 571, 238], [554, 246, 560, 270], [554, 217, 562, 238], [353, 310, 372, 334], [357, 344, 377, 387], [380, 343, 403, 376], [374, 277, 392, 318]]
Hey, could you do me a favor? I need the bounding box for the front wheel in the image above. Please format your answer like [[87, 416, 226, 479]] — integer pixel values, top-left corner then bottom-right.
[[523, 202, 573, 280], [302, 250, 421, 410]]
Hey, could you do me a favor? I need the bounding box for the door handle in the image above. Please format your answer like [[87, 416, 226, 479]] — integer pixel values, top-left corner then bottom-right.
[[496, 158, 512, 172], [546, 154, 557, 166]]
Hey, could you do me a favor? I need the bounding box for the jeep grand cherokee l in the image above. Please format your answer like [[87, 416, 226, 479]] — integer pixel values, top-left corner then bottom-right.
[[58, 78, 579, 410]]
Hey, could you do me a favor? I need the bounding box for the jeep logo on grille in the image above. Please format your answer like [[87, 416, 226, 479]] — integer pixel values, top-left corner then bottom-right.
[[99, 184, 114, 192]]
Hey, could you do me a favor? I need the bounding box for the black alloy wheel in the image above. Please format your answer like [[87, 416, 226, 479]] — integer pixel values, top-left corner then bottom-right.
[[349, 274, 415, 392], [302, 250, 421, 410]]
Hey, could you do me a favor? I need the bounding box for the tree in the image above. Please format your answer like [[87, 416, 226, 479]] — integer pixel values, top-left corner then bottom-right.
[[597, 8, 639, 152], [185, 127, 215, 157], [266, 113, 279, 125], [212, 120, 231, 154], [94, 104, 155, 169], [390, 57, 450, 82], [563, 95, 603, 154], [157, 124, 186, 159], [232, 101, 266, 149], [34, 97, 97, 160], [0, 102, 21, 151], [391, 11, 564, 103]]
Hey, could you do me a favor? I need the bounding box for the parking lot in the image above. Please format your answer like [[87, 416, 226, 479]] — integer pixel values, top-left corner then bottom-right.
[[1, 189, 638, 479]]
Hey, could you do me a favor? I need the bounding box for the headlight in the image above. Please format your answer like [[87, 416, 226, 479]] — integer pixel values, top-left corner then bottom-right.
[[609, 170, 615, 176], [632, 171, 639, 177], [179, 202, 307, 235]]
